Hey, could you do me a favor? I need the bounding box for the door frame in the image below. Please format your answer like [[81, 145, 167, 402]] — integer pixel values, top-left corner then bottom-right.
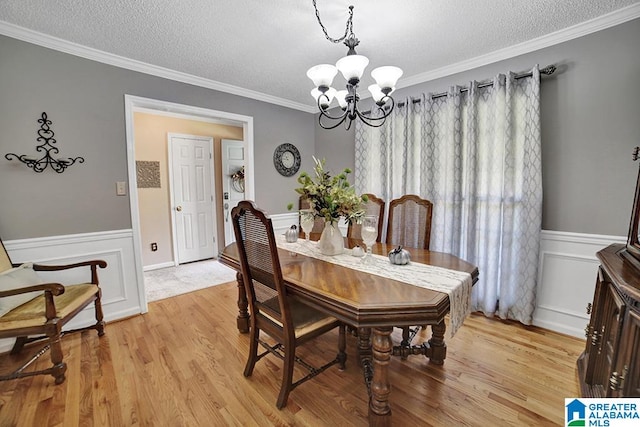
[[124, 94, 254, 313], [167, 133, 216, 265]]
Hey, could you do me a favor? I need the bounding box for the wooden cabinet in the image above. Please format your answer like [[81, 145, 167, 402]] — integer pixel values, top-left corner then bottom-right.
[[577, 244, 640, 397], [613, 308, 640, 396]]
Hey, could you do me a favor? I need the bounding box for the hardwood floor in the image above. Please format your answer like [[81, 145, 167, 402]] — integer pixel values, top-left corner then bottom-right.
[[0, 282, 584, 426]]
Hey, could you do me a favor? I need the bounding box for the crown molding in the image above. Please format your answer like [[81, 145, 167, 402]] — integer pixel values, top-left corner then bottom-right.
[[398, 3, 640, 90], [0, 20, 317, 114], [1, 4, 639, 110]]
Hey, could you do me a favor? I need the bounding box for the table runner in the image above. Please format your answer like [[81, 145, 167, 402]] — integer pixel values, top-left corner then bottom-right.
[[276, 235, 472, 338]]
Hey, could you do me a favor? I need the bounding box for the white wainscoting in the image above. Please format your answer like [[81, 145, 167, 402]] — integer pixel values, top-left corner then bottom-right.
[[1, 229, 142, 353], [533, 230, 625, 339], [3, 226, 618, 352], [270, 212, 298, 235], [270, 212, 348, 236]]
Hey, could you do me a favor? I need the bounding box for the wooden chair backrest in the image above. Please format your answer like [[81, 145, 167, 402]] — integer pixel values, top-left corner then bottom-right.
[[231, 201, 293, 335], [385, 195, 433, 250], [347, 193, 385, 242], [0, 238, 13, 273]]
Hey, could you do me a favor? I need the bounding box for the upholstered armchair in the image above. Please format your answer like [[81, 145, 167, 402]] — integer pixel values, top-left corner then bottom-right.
[[0, 237, 107, 384]]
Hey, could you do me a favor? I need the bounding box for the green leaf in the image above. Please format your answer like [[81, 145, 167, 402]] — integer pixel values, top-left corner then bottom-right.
[[293, 157, 365, 221]]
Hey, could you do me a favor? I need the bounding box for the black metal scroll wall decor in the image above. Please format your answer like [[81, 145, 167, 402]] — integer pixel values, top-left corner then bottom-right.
[[5, 112, 84, 173]]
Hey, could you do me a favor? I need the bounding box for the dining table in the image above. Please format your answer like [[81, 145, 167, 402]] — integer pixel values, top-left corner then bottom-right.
[[219, 236, 479, 427]]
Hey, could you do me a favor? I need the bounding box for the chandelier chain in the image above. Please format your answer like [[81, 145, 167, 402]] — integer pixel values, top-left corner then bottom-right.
[[312, 0, 354, 44]]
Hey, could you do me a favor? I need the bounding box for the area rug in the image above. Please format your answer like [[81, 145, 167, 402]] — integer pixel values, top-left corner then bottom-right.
[[144, 259, 237, 302]]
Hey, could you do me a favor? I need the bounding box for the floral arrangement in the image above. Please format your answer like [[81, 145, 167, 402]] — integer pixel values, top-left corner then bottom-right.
[[231, 166, 245, 192], [231, 166, 245, 181], [294, 157, 367, 225]]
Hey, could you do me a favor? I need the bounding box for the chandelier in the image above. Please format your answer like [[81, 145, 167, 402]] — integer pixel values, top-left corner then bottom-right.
[[307, 2, 402, 130]]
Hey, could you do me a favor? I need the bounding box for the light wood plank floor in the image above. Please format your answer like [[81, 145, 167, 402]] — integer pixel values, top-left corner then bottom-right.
[[0, 282, 584, 426]]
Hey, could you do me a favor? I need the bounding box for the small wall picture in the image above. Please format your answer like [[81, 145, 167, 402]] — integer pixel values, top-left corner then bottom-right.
[[136, 160, 161, 188]]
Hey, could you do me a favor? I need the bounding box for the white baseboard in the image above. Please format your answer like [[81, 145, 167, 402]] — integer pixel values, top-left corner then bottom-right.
[[1, 229, 142, 353], [533, 230, 625, 338], [143, 261, 175, 272]]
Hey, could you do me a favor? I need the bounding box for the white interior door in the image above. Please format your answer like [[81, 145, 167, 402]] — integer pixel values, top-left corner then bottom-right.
[[221, 139, 245, 245], [169, 134, 217, 263]]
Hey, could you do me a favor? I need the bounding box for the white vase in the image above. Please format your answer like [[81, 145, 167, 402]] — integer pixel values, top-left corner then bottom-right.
[[317, 221, 344, 256]]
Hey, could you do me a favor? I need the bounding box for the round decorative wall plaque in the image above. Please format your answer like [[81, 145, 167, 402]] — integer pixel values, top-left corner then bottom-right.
[[273, 143, 301, 177]]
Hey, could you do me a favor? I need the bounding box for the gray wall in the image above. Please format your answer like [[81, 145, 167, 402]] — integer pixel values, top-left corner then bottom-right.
[[315, 18, 640, 237], [3, 17, 639, 240], [0, 36, 315, 240]]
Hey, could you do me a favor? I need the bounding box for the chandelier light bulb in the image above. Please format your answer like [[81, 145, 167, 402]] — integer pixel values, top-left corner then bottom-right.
[[336, 54, 369, 84], [307, 64, 338, 90], [335, 90, 349, 109], [311, 87, 336, 109], [367, 85, 386, 103], [371, 66, 403, 93]]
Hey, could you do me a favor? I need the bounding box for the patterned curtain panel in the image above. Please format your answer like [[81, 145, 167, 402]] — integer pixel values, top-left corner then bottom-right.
[[355, 66, 542, 324]]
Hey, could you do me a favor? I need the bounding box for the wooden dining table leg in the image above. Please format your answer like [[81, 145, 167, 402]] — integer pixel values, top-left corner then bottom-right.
[[235, 272, 250, 333], [357, 327, 373, 390], [369, 326, 393, 427], [428, 319, 447, 364]]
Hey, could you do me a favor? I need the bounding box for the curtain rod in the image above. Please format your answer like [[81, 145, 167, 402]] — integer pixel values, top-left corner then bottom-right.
[[378, 64, 556, 110]]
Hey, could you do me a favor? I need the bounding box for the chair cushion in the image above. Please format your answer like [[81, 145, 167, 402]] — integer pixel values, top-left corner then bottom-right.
[[261, 296, 339, 338], [0, 284, 99, 331], [0, 263, 42, 317]]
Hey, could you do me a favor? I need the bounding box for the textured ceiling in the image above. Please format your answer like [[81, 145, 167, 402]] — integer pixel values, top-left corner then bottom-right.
[[1, 0, 639, 111]]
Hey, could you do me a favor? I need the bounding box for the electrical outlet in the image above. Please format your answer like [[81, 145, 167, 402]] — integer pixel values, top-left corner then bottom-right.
[[116, 181, 127, 196], [151, 242, 158, 251]]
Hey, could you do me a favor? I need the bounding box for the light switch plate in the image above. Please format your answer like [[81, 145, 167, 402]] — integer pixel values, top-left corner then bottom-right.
[[116, 181, 127, 196]]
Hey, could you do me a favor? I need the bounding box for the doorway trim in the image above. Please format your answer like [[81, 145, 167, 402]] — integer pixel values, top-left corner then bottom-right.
[[124, 94, 254, 312]]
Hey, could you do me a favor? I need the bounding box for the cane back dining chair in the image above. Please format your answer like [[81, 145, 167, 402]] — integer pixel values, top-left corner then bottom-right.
[[347, 193, 385, 243], [231, 201, 346, 409], [386, 194, 433, 250], [385, 195, 434, 349], [0, 237, 107, 384]]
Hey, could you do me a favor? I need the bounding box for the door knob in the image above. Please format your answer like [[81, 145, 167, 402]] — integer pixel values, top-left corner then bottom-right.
[[176, 206, 182, 212]]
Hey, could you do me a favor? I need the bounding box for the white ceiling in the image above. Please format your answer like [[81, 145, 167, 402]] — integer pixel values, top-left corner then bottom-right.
[[1, 1, 639, 112]]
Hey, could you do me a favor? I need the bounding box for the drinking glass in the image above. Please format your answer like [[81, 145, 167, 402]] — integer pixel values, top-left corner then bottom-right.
[[300, 210, 315, 247], [360, 215, 378, 264]]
